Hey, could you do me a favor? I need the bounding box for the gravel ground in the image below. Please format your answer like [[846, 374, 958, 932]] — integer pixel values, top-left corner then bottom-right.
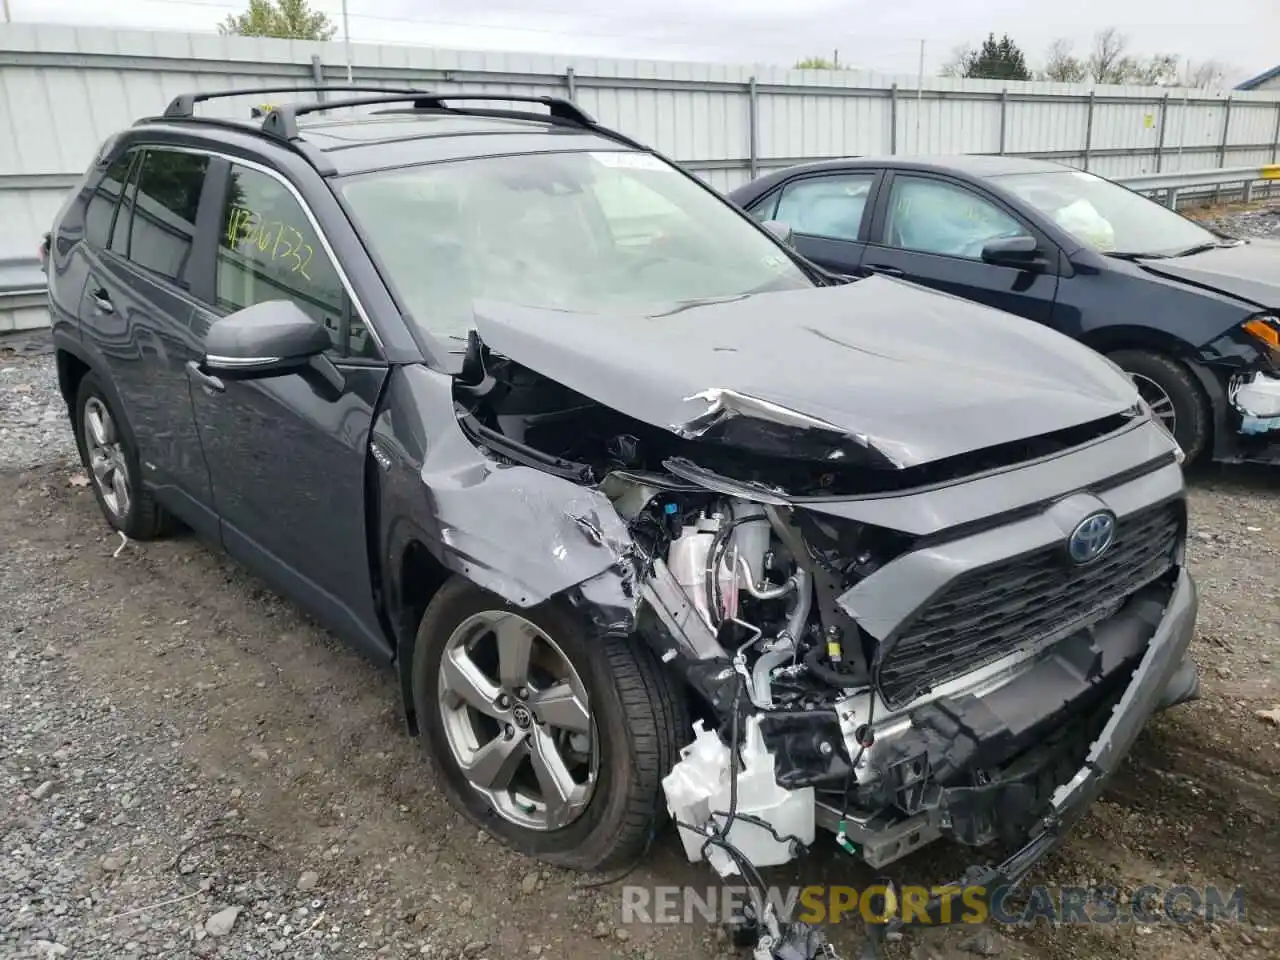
[[2, 216, 1278, 960], [1194, 203, 1280, 240]]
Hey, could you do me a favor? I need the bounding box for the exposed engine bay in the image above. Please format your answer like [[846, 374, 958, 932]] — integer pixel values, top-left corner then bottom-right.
[[434, 313, 1196, 959]]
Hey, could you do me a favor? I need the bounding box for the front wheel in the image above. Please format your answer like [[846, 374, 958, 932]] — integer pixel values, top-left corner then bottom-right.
[[411, 577, 687, 871], [1108, 349, 1212, 464]]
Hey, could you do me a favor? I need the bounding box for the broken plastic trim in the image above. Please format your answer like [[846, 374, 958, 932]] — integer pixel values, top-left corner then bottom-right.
[[459, 414, 595, 483], [662, 457, 791, 505]]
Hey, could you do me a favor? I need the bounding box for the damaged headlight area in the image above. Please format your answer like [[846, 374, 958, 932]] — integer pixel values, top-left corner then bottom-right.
[[1229, 368, 1280, 436]]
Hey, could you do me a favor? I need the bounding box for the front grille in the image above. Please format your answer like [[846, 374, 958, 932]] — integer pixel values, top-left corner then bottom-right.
[[876, 500, 1182, 707]]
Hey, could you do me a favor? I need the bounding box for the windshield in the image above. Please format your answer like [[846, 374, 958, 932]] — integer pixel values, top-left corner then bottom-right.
[[993, 169, 1224, 258], [338, 150, 814, 340]]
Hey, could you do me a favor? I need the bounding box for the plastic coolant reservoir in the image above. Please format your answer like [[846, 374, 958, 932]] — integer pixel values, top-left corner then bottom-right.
[[662, 717, 816, 876]]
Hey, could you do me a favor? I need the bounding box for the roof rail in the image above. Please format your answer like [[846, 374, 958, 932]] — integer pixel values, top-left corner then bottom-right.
[[260, 92, 596, 140], [163, 85, 432, 119]]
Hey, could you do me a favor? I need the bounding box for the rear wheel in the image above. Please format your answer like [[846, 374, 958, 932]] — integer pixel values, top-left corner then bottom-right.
[[72, 372, 177, 539], [411, 576, 687, 871], [1108, 349, 1212, 464]]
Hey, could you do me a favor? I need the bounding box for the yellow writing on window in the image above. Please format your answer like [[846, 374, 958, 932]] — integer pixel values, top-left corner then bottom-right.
[[225, 205, 315, 281]]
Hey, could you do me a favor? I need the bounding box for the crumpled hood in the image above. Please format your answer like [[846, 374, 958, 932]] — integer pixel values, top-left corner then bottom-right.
[[1138, 238, 1280, 309], [472, 277, 1140, 469]]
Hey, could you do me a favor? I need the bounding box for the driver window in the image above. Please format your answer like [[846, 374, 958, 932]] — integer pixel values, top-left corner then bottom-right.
[[884, 176, 1028, 259], [216, 164, 373, 358]]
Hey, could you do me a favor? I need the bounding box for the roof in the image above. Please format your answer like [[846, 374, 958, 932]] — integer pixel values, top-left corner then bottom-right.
[[728, 154, 1071, 200], [1236, 65, 1280, 90], [294, 112, 628, 176], [137, 89, 642, 177], [845, 154, 1070, 177]]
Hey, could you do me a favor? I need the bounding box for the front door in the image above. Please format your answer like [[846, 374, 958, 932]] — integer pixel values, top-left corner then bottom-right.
[[187, 159, 391, 660], [863, 172, 1060, 324]]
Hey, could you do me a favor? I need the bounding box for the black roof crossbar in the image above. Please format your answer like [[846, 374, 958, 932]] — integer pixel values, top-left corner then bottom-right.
[[260, 92, 597, 140], [163, 85, 432, 119]]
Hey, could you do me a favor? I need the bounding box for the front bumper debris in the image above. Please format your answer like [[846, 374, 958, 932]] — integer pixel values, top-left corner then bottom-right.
[[679, 570, 1198, 960], [869, 567, 1198, 941]]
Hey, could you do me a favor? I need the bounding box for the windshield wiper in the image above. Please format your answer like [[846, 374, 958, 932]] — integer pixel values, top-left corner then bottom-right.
[[1169, 241, 1230, 258], [1104, 251, 1162, 261]]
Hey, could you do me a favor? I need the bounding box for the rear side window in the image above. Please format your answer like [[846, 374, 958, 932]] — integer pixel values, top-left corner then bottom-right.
[[127, 149, 210, 284], [771, 174, 876, 242], [216, 164, 360, 356], [110, 153, 139, 255], [84, 154, 134, 250]]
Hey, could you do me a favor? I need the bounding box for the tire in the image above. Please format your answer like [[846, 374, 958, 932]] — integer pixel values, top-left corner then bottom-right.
[[411, 576, 687, 871], [72, 371, 177, 540], [1107, 349, 1212, 464]]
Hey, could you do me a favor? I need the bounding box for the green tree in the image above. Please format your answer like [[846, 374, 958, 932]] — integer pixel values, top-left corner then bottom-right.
[[961, 33, 1031, 81], [218, 0, 337, 41], [794, 54, 847, 70]]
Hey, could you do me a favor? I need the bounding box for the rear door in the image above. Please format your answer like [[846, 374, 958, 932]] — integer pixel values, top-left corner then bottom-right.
[[744, 171, 881, 274], [79, 145, 219, 536], [863, 171, 1060, 324]]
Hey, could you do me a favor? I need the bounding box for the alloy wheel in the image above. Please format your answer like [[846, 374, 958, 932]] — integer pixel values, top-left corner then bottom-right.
[[1129, 372, 1177, 437], [82, 397, 131, 520], [437, 611, 598, 831]]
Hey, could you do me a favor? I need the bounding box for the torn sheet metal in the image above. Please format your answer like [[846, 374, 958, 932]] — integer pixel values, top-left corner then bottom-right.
[[373, 365, 637, 610], [469, 281, 1138, 470], [674, 387, 844, 440]]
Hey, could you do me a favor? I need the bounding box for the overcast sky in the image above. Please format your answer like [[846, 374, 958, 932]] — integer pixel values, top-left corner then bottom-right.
[[13, 0, 1278, 82]]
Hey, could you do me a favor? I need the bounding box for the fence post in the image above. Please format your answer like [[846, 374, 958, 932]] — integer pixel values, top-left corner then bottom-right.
[[1270, 103, 1280, 200], [1082, 90, 1095, 171], [310, 54, 325, 101], [890, 83, 898, 155], [998, 88, 1008, 155], [1215, 96, 1233, 203], [565, 66, 577, 102], [1155, 92, 1169, 171], [1217, 96, 1232, 168], [747, 77, 759, 180], [1272, 102, 1280, 163]]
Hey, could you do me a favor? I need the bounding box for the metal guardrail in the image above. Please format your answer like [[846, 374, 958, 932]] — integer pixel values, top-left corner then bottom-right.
[[0, 258, 48, 326], [1121, 164, 1280, 207], [3, 163, 1279, 326]]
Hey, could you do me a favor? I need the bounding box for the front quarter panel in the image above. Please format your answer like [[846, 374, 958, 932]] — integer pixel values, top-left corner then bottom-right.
[[372, 364, 638, 614], [1054, 255, 1259, 366]]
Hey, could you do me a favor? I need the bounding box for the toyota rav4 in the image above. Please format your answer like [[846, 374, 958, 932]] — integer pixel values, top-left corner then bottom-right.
[[45, 87, 1199, 954]]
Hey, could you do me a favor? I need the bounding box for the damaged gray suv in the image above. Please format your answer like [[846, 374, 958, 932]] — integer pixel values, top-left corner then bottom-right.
[[47, 88, 1200, 947]]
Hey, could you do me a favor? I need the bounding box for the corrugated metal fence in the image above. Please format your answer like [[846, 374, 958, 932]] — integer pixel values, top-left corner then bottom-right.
[[3, 23, 1280, 330]]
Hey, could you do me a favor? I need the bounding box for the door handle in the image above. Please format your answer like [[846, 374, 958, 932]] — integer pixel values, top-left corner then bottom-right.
[[865, 264, 904, 277], [186, 359, 225, 393], [90, 288, 114, 313]]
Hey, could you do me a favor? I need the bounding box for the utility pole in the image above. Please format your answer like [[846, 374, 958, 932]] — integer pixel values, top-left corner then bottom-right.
[[342, 0, 352, 84], [915, 39, 925, 151], [3, 0, 11, 25]]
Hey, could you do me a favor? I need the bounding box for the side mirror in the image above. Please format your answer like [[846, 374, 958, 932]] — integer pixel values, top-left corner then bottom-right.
[[204, 300, 332, 378], [981, 235, 1045, 269], [762, 219, 796, 248]]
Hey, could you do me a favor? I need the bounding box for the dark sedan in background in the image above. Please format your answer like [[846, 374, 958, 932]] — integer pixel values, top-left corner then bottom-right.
[[729, 156, 1280, 465]]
